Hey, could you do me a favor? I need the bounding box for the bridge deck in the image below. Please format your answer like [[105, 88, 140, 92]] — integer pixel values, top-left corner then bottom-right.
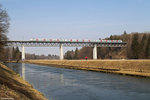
[[4, 40, 127, 47]]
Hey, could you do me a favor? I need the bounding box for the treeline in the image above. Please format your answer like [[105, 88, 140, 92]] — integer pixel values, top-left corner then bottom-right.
[[26, 53, 59, 59], [131, 33, 150, 59], [3, 47, 21, 61], [3, 46, 59, 60], [2, 46, 59, 60], [64, 48, 79, 59], [1, 4, 150, 61], [64, 32, 150, 59]]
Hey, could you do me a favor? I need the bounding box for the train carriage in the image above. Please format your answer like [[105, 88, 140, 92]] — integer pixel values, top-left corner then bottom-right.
[[29, 38, 123, 43]]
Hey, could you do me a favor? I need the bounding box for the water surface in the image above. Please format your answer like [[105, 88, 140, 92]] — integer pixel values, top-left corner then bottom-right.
[[6, 63, 150, 100]]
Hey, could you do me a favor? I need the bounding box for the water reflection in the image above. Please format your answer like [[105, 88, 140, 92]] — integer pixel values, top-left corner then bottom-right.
[[5, 63, 150, 100], [5, 63, 26, 80], [60, 73, 64, 85], [22, 63, 26, 80], [10, 63, 20, 74]]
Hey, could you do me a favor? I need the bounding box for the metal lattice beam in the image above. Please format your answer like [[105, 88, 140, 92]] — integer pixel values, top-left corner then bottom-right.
[[3, 40, 127, 47]]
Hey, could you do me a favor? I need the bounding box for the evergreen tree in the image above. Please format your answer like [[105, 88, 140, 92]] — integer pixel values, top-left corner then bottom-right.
[[16, 46, 21, 60], [110, 35, 113, 39], [12, 47, 21, 60], [145, 36, 150, 58], [16, 46, 19, 53], [12, 47, 16, 60], [139, 34, 147, 58], [123, 31, 127, 35], [131, 33, 139, 59], [74, 48, 79, 59], [64, 51, 73, 59]]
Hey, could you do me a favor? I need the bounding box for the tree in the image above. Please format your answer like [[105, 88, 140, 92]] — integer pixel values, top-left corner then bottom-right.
[[97, 47, 105, 59], [0, 4, 10, 61], [78, 47, 93, 59], [139, 34, 147, 58], [48, 54, 51, 57], [64, 50, 74, 59], [12, 47, 16, 59], [74, 48, 79, 59], [109, 35, 113, 39], [11, 47, 21, 60], [123, 31, 127, 35], [16, 47, 21, 60], [131, 33, 139, 59], [145, 36, 150, 58]]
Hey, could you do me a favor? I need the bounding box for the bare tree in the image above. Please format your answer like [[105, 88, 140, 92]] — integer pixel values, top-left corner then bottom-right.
[[0, 4, 10, 61]]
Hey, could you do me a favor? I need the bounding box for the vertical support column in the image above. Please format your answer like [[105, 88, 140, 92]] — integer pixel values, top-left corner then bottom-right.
[[93, 44, 97, 60], [22, 45, 25, 61], [60, 44, 64, 60]]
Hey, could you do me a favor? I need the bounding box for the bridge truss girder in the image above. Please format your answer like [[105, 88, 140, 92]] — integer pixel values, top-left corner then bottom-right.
[[4, 41, 127, 60], [6, 41, 127, 47]]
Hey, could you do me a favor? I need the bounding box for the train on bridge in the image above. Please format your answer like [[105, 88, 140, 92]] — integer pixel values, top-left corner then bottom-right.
[[30, 38, 123, 43], [6, 39, 126, 60]]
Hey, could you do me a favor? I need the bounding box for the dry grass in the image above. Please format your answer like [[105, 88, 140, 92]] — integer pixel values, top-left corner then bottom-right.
[[24, 59, 150, 77], [0, 63, 47, 100]]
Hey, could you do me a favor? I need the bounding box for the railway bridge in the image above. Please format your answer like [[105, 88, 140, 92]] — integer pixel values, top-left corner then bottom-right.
[[4, 39, 127, 60]]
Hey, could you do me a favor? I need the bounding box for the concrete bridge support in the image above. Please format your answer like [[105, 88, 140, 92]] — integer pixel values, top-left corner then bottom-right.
[[93, 44, 97, 60], [60, 44, 64, 60], [21, 45, 25, 60]]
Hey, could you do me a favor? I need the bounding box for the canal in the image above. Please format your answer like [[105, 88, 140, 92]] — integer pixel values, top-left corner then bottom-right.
[[5, 63, 150, 100]]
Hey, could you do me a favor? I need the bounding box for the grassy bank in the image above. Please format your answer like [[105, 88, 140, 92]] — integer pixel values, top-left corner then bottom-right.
[[0, 63, 47, 100], [24, 60, 150, 77]]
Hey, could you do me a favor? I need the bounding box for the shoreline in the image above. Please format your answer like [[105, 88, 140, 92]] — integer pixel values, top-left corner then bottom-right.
[[0, 62, 47, 100], [22, 59, 150, 78]]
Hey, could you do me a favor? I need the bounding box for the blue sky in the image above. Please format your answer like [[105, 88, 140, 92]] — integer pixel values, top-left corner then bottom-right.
[[0, 0, 150, 55]]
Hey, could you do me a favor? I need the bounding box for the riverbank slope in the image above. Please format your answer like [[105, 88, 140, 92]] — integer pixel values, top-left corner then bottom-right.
[[0, 63, 47, 100], [24, 60, 150, 77]]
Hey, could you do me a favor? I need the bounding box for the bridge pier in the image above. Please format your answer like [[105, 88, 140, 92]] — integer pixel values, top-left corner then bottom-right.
[[21, 45, 25, 61], [93, 44, 97, 60], [60, 44, 64, 60]]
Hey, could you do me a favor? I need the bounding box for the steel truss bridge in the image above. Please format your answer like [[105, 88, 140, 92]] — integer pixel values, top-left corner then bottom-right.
[[4, 40, 127, 60], [6, 40, 127, 47]]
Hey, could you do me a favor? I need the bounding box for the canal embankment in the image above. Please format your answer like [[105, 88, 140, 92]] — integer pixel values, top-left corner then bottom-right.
[[24, 60, 150, 77], [0, 63, 47, 100]]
